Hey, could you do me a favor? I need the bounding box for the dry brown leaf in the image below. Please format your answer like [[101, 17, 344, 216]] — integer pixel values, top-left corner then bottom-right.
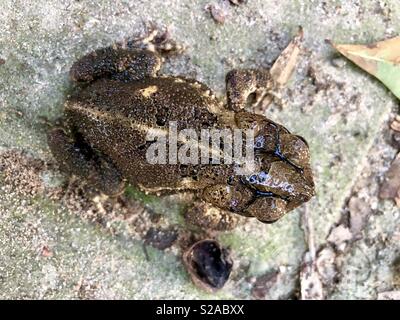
[[330, 36, 400, 99], [270, 27, 303, 87]]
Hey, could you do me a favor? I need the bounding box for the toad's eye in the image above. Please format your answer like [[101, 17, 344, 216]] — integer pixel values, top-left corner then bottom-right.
[[248, 174, 257, 184], [245, 171, 268, 185]]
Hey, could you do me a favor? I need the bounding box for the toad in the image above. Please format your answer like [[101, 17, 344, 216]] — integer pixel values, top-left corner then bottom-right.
[[48, 32, 315, 231]]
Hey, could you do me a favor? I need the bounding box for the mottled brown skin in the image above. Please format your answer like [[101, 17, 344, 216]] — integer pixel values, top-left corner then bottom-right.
[[48, 44, 315, 230]]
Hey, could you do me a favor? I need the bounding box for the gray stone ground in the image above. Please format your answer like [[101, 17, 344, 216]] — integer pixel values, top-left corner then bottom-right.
[[0, 0, 399, 299]]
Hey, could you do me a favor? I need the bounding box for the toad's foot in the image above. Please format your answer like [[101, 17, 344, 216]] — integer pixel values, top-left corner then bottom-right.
[[226, 68, 274, 112], [125, 23, 184, 56]]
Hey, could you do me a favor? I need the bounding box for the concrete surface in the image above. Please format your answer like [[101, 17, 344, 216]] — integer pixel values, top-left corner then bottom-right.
[[1, 0, 400, 299]]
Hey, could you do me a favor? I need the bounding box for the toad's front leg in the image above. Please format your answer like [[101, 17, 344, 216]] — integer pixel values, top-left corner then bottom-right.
[[226, 29, 303, 112], [226, 69, 274, 112]]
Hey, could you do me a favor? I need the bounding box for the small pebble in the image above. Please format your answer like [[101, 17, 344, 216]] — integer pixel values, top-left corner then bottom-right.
[[206, 4, 227, 24], [331, 57, 346, 68]]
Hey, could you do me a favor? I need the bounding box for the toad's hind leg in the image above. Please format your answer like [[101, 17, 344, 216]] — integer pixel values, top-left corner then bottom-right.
[[70, 27, 182, 84], [70, 47, 162, 83], [225, 69, 275, 112], [48, 128, 125, 196]]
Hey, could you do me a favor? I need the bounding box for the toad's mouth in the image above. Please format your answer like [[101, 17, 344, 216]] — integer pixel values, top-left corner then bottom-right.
[[235, 152, 315, 214], [238, 164, 315, 198]]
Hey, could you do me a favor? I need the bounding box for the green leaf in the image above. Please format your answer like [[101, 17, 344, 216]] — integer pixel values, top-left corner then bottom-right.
[[331, 36, 400, 99]]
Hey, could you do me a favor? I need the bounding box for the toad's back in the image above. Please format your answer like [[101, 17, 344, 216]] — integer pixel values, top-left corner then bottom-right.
[[65, 76, 233, 191]]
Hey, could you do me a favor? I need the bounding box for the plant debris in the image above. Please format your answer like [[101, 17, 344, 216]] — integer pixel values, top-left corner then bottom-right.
[[144, 227, 178, 250], [315, 246, 337, 287], [270, 26, 303, 87], [251, 270, 279, 299], [391, 131, 400, 150], [348, 196, 371, 238], [183, 239, 232, 292], [390, 116, 400, 148], [390, 115, 400, 132], [330, 36, 400, 100], [229, 0, 246, 6], [379, 153, 400, 207], [300, 252, 324, 300], [392, 256, 400, 289], [299, 205, 324, 300], [40, 245, 53, 258], [205, 3, 228, 24]]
